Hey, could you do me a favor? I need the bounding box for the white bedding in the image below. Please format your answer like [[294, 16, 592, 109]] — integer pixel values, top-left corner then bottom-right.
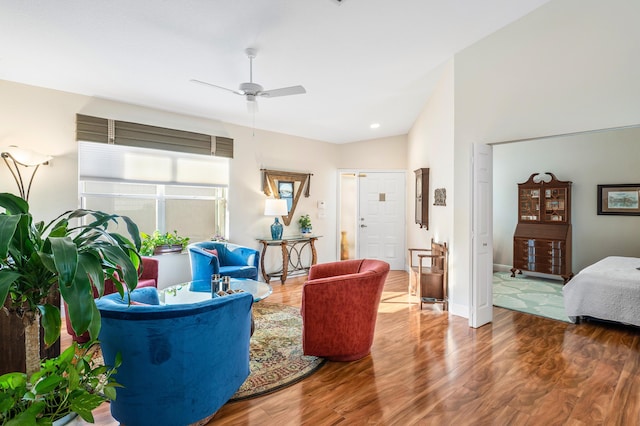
[[563, 256, 640, 326]]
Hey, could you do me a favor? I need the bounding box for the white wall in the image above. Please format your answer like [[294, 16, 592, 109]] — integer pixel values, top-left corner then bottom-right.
[[405, 60, 457, 310], [493, 127, 640, 273], [403, 0, 640, 319], [452, 0, 640, 317]]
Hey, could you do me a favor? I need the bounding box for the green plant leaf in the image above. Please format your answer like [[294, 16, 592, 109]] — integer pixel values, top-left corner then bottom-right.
[[67, 360, 80, 390], [32, 374, 64, 394], [78, 252, 105, 297], [48, 237, 78, 286], [5, 411, 38, 426], [0, 192, 29, 214], [59, 276, 94, 338], [58, 344, 76, 364], [121, 215, 141, 250], [0, 270, 21, 312], [38, 303, 61, 347], [100, 245, 138, 292], [103, 385, 117, 401], [69, 393, 106, 423], [0, 213, 21, 257], [86, 301, 101, 342]]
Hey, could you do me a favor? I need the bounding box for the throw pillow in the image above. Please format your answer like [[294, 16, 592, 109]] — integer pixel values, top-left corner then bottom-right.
[[224, 249, 247, 266], [204, 248, 219, 257]]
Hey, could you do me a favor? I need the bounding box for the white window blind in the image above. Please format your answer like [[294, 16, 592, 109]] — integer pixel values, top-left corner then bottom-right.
[[78, 142, 229, 186]]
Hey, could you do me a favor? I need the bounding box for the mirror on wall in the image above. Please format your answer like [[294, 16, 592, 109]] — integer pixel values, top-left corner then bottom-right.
[[262, 169, 311, 226]]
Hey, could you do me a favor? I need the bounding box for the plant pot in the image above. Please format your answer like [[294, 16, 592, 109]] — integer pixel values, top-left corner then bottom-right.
[[0, 290, 60, 375], [53, 412, 77, 426], [301, 228, 313, 237], [153, 244, 183, 255]]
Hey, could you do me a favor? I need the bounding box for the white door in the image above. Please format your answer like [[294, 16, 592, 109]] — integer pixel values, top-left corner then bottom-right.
[[357, 172, 405, 270], [470, 144, 493, 328]]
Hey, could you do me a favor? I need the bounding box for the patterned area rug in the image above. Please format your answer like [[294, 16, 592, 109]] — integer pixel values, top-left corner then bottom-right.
[[493, 272, 571, 323], [91, 303, 324, 402], [230, 302, 326, 401]]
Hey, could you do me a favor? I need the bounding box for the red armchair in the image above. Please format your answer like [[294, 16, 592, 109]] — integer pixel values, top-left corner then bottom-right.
[[64, 256, 159, 343], [301, 259, 390, 361]]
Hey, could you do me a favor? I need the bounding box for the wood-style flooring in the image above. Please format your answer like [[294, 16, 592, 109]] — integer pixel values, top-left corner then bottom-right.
[[65, 271, 640, 425]]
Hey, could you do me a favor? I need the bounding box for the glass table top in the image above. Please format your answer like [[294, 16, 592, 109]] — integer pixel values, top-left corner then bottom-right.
[[160, 278, 272, 305]]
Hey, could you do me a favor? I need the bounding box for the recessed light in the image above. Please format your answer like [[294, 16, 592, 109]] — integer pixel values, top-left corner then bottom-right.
[[370, 123, 380, 129]]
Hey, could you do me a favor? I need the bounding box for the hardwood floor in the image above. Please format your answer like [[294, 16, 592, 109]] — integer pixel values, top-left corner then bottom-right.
[[66, 271, 640, 425]]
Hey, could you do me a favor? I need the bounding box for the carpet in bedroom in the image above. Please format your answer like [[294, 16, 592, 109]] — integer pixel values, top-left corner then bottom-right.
[[493, 272, 571, 323]]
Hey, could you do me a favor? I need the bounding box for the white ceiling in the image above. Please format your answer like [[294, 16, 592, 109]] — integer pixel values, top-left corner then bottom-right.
[[0, 0, 550, 144]]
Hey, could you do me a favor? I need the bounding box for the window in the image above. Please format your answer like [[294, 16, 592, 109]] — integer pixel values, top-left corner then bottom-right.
[[78, 142, 229, 243]]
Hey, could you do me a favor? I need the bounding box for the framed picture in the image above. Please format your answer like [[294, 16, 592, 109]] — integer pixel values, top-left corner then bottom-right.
[[597, 184, 640, 215], [278, 181, 294, 212]]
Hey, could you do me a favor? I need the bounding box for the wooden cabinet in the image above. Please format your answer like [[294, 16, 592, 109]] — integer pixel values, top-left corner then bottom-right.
[[510, 173, 573, 282], [414, 168, 429, 229]]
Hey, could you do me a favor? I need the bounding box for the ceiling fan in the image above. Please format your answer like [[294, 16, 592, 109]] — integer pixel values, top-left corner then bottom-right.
[[191, 48, 306, 110]]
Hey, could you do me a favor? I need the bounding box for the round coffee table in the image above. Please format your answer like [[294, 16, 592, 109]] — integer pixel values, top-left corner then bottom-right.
[[160, 278, 272, 305]]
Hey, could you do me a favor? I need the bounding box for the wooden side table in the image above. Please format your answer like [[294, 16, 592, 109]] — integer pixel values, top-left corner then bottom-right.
[[257, 235, 320, 283]]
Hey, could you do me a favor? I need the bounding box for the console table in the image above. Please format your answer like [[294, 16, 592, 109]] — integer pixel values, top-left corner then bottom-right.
[[257, 235, 320, 283]]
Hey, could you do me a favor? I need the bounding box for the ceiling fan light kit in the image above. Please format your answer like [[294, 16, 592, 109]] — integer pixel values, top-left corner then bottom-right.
[[191, 47, 306, 107]]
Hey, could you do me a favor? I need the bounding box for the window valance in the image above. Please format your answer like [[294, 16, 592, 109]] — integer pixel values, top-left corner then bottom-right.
[[76, 114, 233, 158]]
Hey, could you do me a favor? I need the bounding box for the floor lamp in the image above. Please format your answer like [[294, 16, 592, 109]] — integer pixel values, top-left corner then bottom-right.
[[1, 146, 53, 201]]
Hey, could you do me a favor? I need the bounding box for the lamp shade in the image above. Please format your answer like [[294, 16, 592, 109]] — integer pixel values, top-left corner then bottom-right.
[[264, 198, 288, 216], [1, 145, 52, 166]]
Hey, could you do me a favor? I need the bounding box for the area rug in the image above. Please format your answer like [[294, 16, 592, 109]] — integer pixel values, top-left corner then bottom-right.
[[229, 302, 326, 401], [493, 272, 571, 323], [90, 302, 325, 401]]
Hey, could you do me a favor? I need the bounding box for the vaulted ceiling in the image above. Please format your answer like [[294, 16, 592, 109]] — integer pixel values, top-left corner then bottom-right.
[[0, 0, 550, 143]]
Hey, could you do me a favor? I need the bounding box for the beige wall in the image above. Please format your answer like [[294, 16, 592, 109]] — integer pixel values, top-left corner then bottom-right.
[[6, 0, 640, 315], [0, 80, 83, 221], [337, 135, 407, 169], [0, 79, 408, 281], [0, 80, 338, 265]]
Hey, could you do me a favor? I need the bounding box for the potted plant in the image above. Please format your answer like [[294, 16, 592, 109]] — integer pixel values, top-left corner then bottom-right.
[[0, 192, 141, 423], [0, 342, 121, 424], [298, 214, 313, 236], [140, 230, 190, 256]]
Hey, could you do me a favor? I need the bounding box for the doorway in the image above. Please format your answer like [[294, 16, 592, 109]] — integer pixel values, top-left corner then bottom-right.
[[338, 170, 406, 270]]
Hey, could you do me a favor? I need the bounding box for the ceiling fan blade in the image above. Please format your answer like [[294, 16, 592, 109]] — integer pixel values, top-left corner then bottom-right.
[[259, 85, 306, 98], [190, 79, 244, 95]]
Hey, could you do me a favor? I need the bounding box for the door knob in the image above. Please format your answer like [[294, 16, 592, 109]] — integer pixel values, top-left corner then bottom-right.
[[360, 224, 367, 228]]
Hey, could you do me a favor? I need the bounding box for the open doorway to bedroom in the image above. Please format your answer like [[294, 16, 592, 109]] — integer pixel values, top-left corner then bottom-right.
[[491, 125, 640, 321]]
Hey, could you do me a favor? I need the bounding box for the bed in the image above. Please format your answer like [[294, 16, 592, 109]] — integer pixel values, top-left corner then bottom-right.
[[563, 256, 640, 326]]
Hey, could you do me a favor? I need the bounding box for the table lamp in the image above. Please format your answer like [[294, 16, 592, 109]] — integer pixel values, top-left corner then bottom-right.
[[264, 198, 288, 240]]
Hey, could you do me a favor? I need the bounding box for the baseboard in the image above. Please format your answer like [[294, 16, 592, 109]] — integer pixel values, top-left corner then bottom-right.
[[448, 303, 468, 319], [493, 265, 564, 282], [493, 264, 512, 273]]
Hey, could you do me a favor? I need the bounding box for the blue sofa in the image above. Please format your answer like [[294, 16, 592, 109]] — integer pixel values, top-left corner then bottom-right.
[[188, 241, 260, 281], [95, 287, 253, 426]]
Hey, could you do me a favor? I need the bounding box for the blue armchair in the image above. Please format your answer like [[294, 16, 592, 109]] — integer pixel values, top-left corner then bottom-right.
[[95, 287, 253, 426], [188, 241, 260, 281]]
